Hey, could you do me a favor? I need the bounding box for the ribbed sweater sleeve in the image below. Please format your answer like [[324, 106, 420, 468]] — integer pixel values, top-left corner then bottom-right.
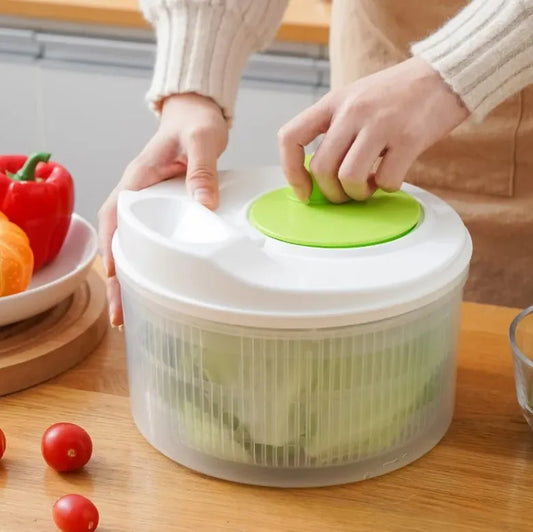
[[140, 0, 289, 120], [411, 0, 533, 120]]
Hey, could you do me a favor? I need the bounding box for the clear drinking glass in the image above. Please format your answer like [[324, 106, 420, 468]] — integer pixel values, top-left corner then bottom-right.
[[510, 306, 533, 429]]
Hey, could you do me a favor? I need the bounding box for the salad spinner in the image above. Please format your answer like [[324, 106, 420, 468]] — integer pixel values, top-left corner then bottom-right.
[[113, 161, 472, 487]]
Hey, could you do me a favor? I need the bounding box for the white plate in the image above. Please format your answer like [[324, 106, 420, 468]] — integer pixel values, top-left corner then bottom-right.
[[0, 214, 98, 327]]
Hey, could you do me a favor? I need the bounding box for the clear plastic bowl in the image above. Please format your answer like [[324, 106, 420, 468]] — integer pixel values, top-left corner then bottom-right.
[[510, 306, 533, 430], [120, 275, 464, 487]]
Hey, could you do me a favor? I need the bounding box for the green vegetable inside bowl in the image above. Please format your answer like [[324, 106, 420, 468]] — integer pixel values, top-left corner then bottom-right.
[[138, 317, 451, 467]]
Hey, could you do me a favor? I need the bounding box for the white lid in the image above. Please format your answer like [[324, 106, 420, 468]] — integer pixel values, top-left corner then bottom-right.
[[113, 166, 472, 328]]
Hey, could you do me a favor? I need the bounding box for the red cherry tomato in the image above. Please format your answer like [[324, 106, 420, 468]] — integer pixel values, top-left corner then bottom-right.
[[41, 423, 92, 472], [52, 494, 99, 532], [0, 429, 5, 460]]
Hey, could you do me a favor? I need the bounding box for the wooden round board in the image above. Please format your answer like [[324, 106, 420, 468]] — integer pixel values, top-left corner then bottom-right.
[[0, 269, 108, 396]]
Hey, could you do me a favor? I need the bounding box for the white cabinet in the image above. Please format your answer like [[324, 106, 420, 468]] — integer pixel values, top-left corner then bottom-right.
[[220, 53, 325, 168], [220, 80, 316, 169], [0, 57, 42, 153], [38, 62, 156, 224], [36, 34, 158, 225], [0, 29, 42, 153]]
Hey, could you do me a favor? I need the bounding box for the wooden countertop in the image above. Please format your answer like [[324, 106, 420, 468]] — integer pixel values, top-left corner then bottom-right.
[[1, 266, 532, 531], [0, 0, 331, 44]]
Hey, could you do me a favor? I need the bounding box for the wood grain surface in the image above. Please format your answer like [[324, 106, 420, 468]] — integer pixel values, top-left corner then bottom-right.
[[0, 264, 532, 531], [1, 0, 331, 44], [0, 269, 107, 396]]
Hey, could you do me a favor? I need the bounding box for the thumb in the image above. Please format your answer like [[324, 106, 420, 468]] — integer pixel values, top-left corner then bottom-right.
[[185, 137, 220, 210]]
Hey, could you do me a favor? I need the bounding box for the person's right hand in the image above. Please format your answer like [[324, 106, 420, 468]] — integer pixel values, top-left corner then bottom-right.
[[98, 93, 229, 327], [277, 57, 469, 203]]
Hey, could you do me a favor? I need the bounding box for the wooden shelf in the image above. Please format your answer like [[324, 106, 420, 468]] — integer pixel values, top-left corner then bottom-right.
[[1, 0, 331, 44]]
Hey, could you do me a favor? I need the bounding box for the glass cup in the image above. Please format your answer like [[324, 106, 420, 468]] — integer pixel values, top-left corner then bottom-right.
[[510, 306, 533, 429]]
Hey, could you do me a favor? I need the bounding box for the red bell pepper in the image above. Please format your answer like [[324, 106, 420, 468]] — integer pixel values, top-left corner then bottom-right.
[[0, 152, 74, 272]]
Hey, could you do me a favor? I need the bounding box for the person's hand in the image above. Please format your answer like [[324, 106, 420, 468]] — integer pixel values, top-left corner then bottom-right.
[[278, 56, 470, 203], [98, 93, 229, 327]]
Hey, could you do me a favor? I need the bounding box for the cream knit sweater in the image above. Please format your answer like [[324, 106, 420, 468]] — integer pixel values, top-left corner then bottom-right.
[[140, 0, 533, 122]]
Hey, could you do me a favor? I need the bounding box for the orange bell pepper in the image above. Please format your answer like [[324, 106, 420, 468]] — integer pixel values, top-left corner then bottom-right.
[[0, 211, 34, 296]]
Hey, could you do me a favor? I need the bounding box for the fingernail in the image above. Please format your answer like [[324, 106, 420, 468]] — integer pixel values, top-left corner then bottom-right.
[[118, 324, 124, 333], [109, 307, 118, 327], [193, 188, 212, 205], [103, 259, 114, 278], [293, 186, 309, 203]]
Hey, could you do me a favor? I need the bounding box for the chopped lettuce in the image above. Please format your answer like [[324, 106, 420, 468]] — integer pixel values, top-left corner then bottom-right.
[[176, 398, 251, 462], [138, 317, 451, 466]]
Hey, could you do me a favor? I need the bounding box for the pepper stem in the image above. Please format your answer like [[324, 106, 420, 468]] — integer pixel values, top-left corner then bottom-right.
[[8, 152, 51, 181]]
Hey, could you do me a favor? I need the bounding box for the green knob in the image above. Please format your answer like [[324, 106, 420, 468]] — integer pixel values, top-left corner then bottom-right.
[[304, 153, 329, 205]]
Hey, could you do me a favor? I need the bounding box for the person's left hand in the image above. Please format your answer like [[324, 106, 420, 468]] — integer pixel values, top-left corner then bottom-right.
[[278, 56, 470, 203]]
